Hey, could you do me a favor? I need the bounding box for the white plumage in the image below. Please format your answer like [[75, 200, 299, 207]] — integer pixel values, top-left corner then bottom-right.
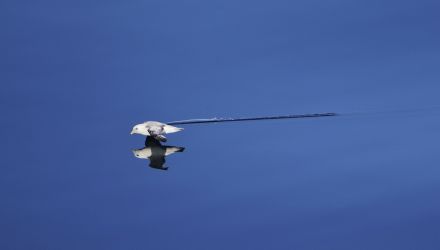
[[130, 121, 183, 142]]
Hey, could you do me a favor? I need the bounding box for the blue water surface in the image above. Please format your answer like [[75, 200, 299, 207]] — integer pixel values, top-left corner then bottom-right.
[[1, 0, 440, 249]]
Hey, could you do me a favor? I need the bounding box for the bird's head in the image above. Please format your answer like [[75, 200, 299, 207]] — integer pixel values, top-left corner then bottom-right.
[[130, 123, 148, 135]]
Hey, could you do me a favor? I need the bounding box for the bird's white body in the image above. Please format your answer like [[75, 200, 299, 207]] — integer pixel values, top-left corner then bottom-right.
[[130, 121, 183, 141]]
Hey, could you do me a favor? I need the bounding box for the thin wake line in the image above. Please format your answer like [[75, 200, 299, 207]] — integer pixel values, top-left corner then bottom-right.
[[166, 106, 440, 125], [167, 113, 337, 125]]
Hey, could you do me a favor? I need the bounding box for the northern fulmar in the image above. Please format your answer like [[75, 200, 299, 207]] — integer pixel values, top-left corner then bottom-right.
[[130, 121, 183, 142]]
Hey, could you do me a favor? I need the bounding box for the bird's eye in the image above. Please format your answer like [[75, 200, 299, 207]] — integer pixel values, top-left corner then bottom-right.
[[135, 128, 138, 130], [136, 154, 139, 156]]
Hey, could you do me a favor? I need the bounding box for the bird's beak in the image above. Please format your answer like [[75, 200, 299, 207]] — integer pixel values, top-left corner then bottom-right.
[[130, 130, 134, 135]]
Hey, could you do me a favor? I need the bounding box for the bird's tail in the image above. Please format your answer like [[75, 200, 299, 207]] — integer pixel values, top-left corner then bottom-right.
[[163, 125, 184, 134]]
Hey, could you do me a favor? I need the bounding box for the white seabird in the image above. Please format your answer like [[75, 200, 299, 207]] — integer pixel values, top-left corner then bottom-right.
[[130, 121, 183, 142]]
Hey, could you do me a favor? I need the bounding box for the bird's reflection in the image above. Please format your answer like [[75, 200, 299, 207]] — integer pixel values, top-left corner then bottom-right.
[[132, 136, 185, 170]]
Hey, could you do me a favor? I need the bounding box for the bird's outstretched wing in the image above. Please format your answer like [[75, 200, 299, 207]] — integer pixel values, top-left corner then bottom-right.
[[145, 136, 162, 147], [149, 155, 167, 170]]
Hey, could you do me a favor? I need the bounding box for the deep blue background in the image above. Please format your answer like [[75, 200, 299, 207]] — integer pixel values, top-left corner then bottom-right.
[[2, 0, 440, 249]]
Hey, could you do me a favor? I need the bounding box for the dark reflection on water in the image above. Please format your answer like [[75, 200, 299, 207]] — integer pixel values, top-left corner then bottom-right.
[[132, 136, 185, 170]]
